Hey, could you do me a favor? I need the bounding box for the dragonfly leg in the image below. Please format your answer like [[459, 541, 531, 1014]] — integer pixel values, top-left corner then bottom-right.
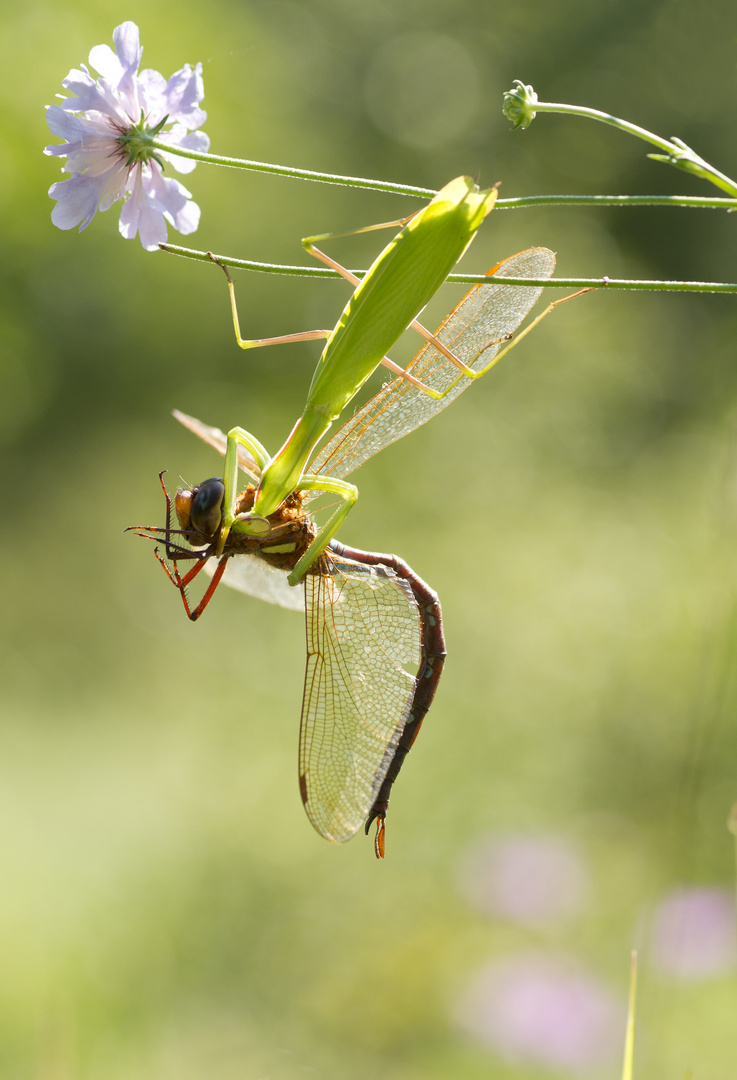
[[155, 547, 229, 621], [286, 474, 358, 585], [129, 469, 200, 563], [208, 254, 330, 352]]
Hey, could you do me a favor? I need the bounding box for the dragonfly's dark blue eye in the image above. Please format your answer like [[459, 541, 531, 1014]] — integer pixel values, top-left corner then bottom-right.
[[190, 477, 225, 537]]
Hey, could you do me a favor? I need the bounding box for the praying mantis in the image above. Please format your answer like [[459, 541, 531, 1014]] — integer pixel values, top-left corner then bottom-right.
[[132, 175, 570, 852]]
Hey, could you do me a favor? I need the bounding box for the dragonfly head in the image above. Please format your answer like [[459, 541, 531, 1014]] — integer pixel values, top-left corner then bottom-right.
[[175, 477, 225, 540]]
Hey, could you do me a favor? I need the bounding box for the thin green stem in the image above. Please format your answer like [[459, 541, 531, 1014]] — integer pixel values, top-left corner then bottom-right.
[[467, 276, 737, 293], [504, 84, 737, 198], [160, 244, 737, 293], [530, 100, 680, 155], [161, 244, 342, 277], [495, 194, 737, 211], [150, 138, 434, 198], [533, 101, 737, 196]]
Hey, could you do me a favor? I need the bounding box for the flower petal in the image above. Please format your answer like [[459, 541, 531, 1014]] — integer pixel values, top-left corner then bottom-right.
[[110, 22, 143, 116], [87, 43, 118, 80], [145, 166, 200, 235], [137, 68, 168, 124], [60, 65, 125, 122], [89, 22, 141, 85], [117, 167, 169, 249], [111, 22, 143, 77], [49, 173, 106, 231], [157, 127, 210, 173], [45, 103, 84, 143], [162, 63, 207, 129]]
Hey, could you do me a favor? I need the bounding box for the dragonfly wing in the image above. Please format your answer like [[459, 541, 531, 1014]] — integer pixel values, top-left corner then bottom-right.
[[204, 556, 305, 611], [173, 409, 262, 481], [299, 551, 422, 843], [311, 247, 555, 480]]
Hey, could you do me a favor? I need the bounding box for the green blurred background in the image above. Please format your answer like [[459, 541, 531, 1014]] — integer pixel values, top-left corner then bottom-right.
[[3, 0, 737, 1076]]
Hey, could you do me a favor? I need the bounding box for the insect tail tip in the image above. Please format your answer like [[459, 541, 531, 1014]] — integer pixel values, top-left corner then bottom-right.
[[374, 818, 386, 859]]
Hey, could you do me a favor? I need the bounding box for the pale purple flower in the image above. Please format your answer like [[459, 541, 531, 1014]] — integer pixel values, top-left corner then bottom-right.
[[457, 832, 589, 926], [650, 887, 737, 980], [454, 953, 624, 1072], [44, 22, 208, 249]]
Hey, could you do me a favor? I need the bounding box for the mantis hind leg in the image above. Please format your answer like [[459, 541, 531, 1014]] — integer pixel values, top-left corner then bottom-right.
[[208, 254, 330, 352], [413, 288, 591, 396]]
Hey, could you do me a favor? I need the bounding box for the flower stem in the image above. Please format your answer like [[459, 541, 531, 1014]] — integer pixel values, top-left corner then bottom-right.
[[152, 137, 737, 210], [160, 244, 737, 293], [150, 138, 435, 198], [503, 84, 737, 198], [527, 100, 681, 155], [496, 194, 737, 211], [535, 101, 737, 196]]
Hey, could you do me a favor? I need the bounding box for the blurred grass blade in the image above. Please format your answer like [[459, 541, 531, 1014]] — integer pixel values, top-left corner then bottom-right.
[[621, 950, 637, 1080], [728, 802, 737, 927]]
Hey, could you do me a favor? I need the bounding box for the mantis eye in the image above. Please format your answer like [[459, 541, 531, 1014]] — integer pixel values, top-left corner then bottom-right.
[[190, 477, 225, 537]]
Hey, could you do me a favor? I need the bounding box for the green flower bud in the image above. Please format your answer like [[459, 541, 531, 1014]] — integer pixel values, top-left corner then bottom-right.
[[502, 80, 538, 130]]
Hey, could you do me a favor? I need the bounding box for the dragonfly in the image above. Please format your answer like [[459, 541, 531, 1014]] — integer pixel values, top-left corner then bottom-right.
[[138, 461, 445, 858], [130, 240, 557, 855]]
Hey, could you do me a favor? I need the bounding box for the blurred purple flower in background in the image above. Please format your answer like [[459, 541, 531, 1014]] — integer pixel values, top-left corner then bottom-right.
[[650, 886, 737, 980], [454, 953, 624, 1072], [457, 832, 589, 926]]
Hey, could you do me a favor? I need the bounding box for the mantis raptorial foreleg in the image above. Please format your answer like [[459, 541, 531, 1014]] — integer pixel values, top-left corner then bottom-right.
[[216, 426, 273, 554], [285, 474, 358, 585], [217, 428, 358, 581]]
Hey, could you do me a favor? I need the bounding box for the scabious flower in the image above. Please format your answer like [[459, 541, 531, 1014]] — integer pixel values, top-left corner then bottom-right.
[[44, 22, 209, 250], [457, 832, 589, 926], [454, 953, 624, 1072], [650, 886, 737, 980]]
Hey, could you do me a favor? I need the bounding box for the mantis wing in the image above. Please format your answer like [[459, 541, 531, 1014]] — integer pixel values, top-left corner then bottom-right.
[[299, 548, 422, 843], [310, 247, 555, 481]]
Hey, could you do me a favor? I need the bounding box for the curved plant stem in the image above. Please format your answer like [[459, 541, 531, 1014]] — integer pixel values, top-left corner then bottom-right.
[[503, 84, 737, 198], [151, 138, 434, 198]]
